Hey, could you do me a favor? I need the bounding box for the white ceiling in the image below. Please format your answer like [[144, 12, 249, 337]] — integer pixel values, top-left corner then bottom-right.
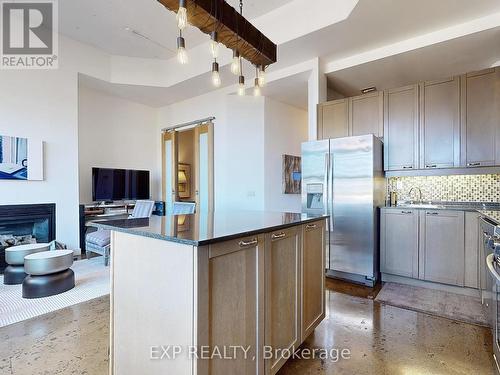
[[80, 67, 310, 110], [248, 71, 309, 110], [273, 0, 500, 70], [78, 63, 240, 107], [59, 0, 292, 59], [70, 0, 500, 107], [327, 27, 500, 97]]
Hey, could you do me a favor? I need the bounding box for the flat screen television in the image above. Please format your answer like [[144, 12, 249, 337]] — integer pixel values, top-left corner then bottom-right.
[[92, 167, 150, 202]]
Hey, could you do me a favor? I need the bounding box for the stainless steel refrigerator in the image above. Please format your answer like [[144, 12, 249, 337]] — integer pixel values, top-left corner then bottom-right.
[[301, 134, 385, 287]]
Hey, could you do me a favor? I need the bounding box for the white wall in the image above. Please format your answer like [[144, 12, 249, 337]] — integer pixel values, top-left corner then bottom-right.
[[224, 96, 265, 210], [264, 98, 308, 212], [78, 86, 160, 203]]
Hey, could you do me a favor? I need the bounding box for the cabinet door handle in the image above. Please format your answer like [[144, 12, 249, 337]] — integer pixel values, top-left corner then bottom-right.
[[426, 212, 439, 215], [425, 165, 437, 169], [467, 162, 481, 167], [305, 223, 317, 229], [271, 232, 286, 240], [238, 238, 258, 247], [402, 166, 413, 169], [401, 211, 413, 214]]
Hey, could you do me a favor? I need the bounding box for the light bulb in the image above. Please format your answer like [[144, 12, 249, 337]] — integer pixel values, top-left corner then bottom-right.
[[211, 61, 221, 87], [210, 41, 219, 59], [258, 66, 266, 87], [231, 51, 240, 75], [212, 71, 221, 87], [177, 35, 188, 64], [253, 78, 261, 96], [238, 75, 245, 96], [177, 0, 187, 30], [210, 31, 219, 59], [177, 47, 188, 64]]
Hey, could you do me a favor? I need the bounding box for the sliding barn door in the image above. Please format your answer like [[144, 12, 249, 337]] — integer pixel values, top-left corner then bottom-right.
[[194, 123, 214, 212], [162, 130, 178, 212]]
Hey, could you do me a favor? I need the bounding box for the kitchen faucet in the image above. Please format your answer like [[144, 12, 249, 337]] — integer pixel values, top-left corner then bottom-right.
[[408, 186, 422, 203]]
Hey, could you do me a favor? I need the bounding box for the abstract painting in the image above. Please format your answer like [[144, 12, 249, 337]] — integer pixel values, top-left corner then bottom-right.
[[0, 135, 43, 180], [282, 154, 301, 194]]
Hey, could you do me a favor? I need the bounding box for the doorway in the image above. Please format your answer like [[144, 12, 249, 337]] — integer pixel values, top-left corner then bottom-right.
[[161, 120, 214, 213]]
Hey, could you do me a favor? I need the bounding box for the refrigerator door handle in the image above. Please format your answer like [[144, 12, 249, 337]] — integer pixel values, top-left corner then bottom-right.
[[326, 152, 334, 232], [323, 152, 329, 220]]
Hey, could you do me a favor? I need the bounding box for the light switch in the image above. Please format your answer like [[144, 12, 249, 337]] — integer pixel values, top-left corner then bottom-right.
[[247, 191, 256, 197]]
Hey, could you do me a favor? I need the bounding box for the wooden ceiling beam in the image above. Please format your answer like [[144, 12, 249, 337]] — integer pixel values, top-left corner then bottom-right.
[[157, 0, 277, 66]]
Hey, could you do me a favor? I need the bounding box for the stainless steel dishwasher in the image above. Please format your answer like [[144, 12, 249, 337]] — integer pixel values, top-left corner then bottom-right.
[[485, 219, 500, 374]]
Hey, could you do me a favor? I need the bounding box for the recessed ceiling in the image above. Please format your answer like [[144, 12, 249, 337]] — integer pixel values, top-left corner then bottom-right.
[[59, 0, 292, 59], [327, 26, 500, 97]]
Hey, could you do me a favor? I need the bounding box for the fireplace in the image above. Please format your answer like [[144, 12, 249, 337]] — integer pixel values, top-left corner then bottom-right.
[[0, 204, 55, 273]]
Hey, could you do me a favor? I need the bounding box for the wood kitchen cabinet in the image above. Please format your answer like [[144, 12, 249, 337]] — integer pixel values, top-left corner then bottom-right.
[[264, 227, 301, 375], [318, 93, 383, 140], [384, 84, 419, 171], [349, 91, 384, 138], [418, 210, 465, 286], [419, 77, 460, 169], [317, 99, 349, 139], [461, 67, 500, 168], [208, 235, 265, 375], [380, 208, 419, 278], [301, 220, 325, 342]]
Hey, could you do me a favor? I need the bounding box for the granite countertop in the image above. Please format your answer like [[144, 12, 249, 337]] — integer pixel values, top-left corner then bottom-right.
[[384, 202, 500, 225], [88, 211, 328, 246]]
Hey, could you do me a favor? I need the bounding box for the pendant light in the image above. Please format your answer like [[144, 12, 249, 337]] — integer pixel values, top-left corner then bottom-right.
[[160, 0, 277, 89], [253, 78, 261, 96], [177, 30, 188, 64], [209, 31, 219, 59], [211, 61, 221, 87], [253, 66, 261, 96], [258, 65, 266, 87], [237, 46, 245, 96], [176, 0, 187, 30], [231, 50, 241, 75], [238, 75, 245, 96]]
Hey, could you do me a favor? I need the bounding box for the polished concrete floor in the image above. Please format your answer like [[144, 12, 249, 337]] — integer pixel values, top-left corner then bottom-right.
[[0, 280, 495, 375]]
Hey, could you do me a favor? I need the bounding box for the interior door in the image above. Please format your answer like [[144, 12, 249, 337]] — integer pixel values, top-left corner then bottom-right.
[[162, 130, 178, 212], [194, 122, 214, 212]]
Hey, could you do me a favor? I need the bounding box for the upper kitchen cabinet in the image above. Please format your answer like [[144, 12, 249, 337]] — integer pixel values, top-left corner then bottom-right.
[[317, 99, 349, 139], [461, 68, 500, 168], [419, 77, 460, 169], [384, 84, 419, 171], [349, 91, 384, 138]]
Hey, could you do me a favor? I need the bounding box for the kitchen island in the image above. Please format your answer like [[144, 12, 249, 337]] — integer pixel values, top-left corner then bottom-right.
[[90, 211, 327, 375]]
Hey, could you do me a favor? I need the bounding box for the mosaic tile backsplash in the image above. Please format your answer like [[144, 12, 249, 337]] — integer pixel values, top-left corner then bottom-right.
[[387, 174, 500, 203]]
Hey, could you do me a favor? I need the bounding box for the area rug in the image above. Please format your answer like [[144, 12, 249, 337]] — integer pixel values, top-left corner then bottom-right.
[[375, 282, 489, 327], [0, 257, 110, 328]]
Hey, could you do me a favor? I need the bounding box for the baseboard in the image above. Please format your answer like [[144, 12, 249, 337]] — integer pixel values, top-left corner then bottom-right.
[[381, 273, 481, 298]]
